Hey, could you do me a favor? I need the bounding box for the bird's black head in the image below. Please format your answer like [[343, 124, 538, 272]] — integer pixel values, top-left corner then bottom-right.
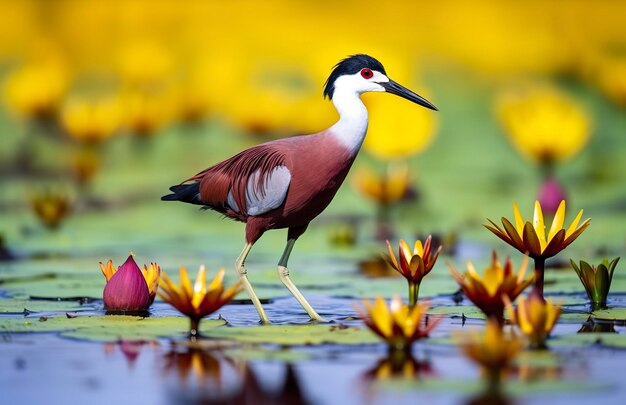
[[323, 54, 386, 100]]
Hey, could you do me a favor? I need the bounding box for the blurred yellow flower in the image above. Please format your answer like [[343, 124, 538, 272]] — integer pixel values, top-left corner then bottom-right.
[[120, 90, 172, 137], [595, 55, 626, 107], [385, 236, 442, 306], [449, 252, 533, 322], [456, 319, 523, 385], [504, 292, 561, 349], [116, 40, 173, 87], [61, 96, 121, 143], [3, 62, 67, 120], [358, 296, 439, 350], [363, 90, 437, 160], [70, 146, 100, 186], [497, 86, 591, 165], [352, 162, 410, 206], [30, 189, 72, 230]]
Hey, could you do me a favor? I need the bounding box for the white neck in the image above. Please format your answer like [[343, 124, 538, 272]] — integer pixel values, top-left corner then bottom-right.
[[328, 87, 368, 156]]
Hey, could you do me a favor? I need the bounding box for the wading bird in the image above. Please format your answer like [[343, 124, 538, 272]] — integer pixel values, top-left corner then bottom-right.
[[162, 54, 437, 323]]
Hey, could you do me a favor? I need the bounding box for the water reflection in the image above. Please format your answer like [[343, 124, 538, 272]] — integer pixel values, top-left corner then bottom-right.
[[363, 349, 434, 381], [103, 340, 159, 369], [578, 316, 618, 333], [163, 345, 311, 404], [463, 389, 513, 405]]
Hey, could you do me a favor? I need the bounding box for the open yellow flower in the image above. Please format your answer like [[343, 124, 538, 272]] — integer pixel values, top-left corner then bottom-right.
[[449, 252, 533, 322], [158, 266, 242, 338], [485, 200, 590, 297], [505, 292, 561, 349], [456, 319, 523, 386], [385, 236, 442, 306], [486, 200, 590, 259], [358, 296, 439, 350], [496, 86, 591, 165]]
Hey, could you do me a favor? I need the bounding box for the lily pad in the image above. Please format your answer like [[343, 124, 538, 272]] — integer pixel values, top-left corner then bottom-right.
[[591, 308, 626, 322], [203, 324, 379, 346], [0, 298, 88, 313], [373, 377, 605, 395], [0, 314, 225, 342], [552, 333, 626, 349]]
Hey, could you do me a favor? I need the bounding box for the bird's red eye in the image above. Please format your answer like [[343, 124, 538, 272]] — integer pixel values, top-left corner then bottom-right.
[[360, 68, 373, 79]]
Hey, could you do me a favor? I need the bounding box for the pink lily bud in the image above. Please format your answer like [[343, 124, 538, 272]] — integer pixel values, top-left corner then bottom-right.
[[103, 255, 151, 311], [538, 176, 567, 216]]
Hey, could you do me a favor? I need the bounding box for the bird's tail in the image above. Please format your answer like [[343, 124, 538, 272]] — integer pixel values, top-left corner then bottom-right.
[[161, 183, 203, 205]]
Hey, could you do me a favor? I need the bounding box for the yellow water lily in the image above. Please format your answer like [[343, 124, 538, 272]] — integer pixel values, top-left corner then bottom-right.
[[358, 296, 439, 350], [486, 200, 590, 260], [496, 86, 591, 165], [449, 252, 533, 322], [385, 236, 442, 306], [505, 292, 561, 349], [456, 319, 523, 386], [158, 266, 242, 338], [486, 200, 590, 297]]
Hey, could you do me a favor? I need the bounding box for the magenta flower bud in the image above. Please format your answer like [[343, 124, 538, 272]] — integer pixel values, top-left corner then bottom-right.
[[103, 255, 151, 312], [538, 176, 567, 216]]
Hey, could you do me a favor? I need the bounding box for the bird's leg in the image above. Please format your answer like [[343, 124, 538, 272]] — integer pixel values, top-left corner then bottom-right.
[[235, 243, 270, 324], [277, 239, 325, 322]]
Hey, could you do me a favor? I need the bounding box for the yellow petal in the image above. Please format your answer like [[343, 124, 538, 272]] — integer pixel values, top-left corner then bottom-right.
[[399, 240, 412, 261], [191, 265, 207, 308], [547, 200, 566, 241], [371, 296, 392, 337], [513, 202, 525, 237], [180, 267, 193, 300], [414, 240, 424, 257], [482, 263, 504, 297], [533, 201, 547, 251], [565, 209, 584, 239]]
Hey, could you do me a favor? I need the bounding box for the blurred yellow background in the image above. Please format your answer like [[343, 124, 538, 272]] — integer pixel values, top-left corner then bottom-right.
[[1, 0, 625, 253]]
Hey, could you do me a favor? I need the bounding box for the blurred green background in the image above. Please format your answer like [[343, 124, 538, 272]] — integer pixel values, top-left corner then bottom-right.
[[0, 0, 625, 269]]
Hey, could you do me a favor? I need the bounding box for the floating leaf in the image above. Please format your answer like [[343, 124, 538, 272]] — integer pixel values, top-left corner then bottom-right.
[[0, 315, 225, 342]]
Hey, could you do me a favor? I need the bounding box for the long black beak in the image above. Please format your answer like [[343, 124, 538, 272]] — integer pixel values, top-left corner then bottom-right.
[[380, 79, 438, 111]]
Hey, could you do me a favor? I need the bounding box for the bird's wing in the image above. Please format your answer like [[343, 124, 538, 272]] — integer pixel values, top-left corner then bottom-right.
[[238, 165, 291, 215], [185, 142, 292, 216]]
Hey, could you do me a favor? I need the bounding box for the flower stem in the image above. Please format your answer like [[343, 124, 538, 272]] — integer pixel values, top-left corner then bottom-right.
[[408, 281, 420, 308], [533, 257, 546, 300], [189, 318, 201, 341]]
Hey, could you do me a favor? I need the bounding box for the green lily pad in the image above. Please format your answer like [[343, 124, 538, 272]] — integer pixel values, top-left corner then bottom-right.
[[203, 324, 380, 346], [552, 333, 626, 349], [427, 305, 486, 319], [373, 377, 605, 395], [0, 315, 225, 342], [591, 308, 626, 322], [0, 298, 87, 313]]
